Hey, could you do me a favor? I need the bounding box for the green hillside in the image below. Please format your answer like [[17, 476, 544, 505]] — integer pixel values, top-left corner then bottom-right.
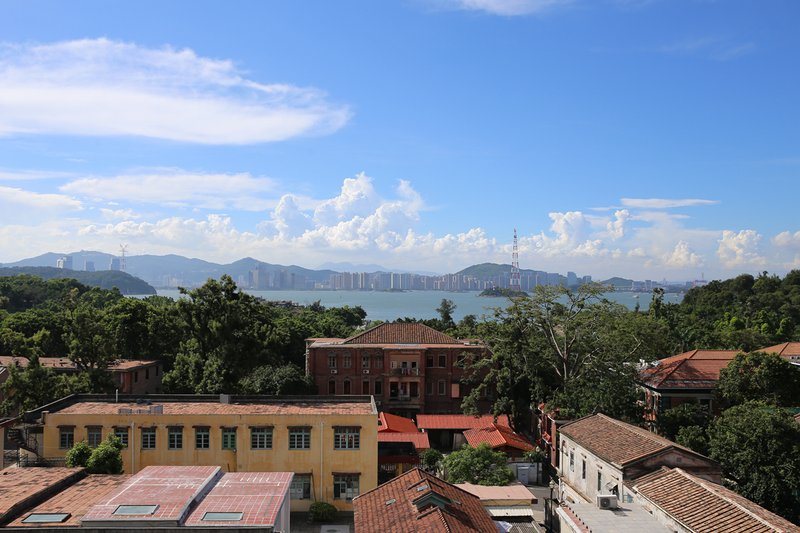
[[0, 267, 156, 295]]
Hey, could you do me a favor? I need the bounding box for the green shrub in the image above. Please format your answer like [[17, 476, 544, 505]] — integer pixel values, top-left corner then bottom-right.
[[65, 441, 92, 467], [309, 501, 337, 522]]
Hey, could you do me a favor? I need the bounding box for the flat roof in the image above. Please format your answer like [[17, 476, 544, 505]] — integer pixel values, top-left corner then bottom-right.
[[8, 475, 129, 528], [184, 472, 292, 528], [558, 501, 671, 533], [0, 467, 84, 524], [456, 482, 537, 504], [81, 466, 222, 527], [416, 414, 511, 430]]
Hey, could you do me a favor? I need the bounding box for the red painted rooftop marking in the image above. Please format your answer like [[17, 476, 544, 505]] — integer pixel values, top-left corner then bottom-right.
[[185, 472, 293, 527]]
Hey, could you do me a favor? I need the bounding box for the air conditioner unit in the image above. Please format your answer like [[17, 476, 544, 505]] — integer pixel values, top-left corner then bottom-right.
[[330, 369, 338, 374], [362, 369, 370, 374], [596, 495, 618, 510]]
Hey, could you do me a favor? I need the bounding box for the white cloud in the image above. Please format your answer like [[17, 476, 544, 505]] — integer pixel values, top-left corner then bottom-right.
[[0, 39, 350, 144], [0, 185, 81, 211], [717, 229, 766, 269], [665, 240, 703, 268], [444, 0, 571, 16], [99, 208, 141, 220], [0, 169, 75, 181], [527, 211, 607, 257], [772, 230, 800, 249], [606, 209, 630, 240], [61, 170, 276, 211], [621, 198, 718, 209]]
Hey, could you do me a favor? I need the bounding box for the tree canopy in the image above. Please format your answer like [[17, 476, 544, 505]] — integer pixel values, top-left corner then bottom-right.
[[716, 351, 800, 408], [442, 444, 515, 486]]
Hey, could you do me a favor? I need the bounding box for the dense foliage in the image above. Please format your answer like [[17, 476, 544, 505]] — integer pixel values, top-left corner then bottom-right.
[[442, 443, 515, 485], [0, 274, 366, 413], [716, 351, 800, 407]]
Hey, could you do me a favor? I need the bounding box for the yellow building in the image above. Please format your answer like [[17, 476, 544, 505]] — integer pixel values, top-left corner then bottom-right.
[[25, 394, 377, 512]]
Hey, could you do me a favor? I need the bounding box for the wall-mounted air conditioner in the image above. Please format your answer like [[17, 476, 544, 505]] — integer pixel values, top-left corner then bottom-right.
[[331, 369, 338, 374], [363, 369, 370, 374], [596, 495, 618, 510]]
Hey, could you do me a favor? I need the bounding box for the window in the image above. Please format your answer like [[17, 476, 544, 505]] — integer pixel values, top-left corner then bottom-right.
[[410, 382, 419, 397], [333, 475, 359, 501], [251, 427, 273, 449], [344, 354, 352, 368], [114, 505, 158, 515], [22, 513, 70, 524], [328, 354, 336, 368], [141, 428, 156, 449], [134, 371, 138, 383], [59, 428, 74, 449], [597, 471, 602, 492], [202, 512, 243, 521], [438, 354, 447, 367], [343, 380, 351, 394], [334, 427, 360, 449], [145, 368, 150, 380], [168, 427, 183, 450], [426, 381, 434, 395], [114, 427, 129, 447], [289, 427, 311, 449], [291, 474, 312, 500], [438, 380, 446, 395], [362, 380, 370, 395], [426, 355, 434, 368], [362, 355, 370, 368], [155, 365, 159, 376], [87, 427, 102, 448], [569, 450, 575, 472], [374, 380, 382, 396], [195, 427, 210, 449], [221, 428, 237, 450], [581, 459, 586, 479], [328, 380, 336, 394], [374, 356, 383, 369]]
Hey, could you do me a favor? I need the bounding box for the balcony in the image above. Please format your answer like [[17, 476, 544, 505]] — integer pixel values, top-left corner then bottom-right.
[[391, 367, 420, 376], [387, 394, 421, 402]]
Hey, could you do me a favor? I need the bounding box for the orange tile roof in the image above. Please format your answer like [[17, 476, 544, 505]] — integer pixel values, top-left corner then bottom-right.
[[353, 468, 496, 533], [455, 482, 536, 503], [8, 475, 129, 528], [760, 342, 800, 360], [559, 414, 711, 468], [379, 412, 420, 433], [342, 322, 463, 345], [0, 467, 85, 523], [0, 357, 158, 372], [640, 349, 741, 389], [633, 467, 799, 533], [416, 414, 511, 430], [54, 399, 376, 416], [463, 424, 535, 452], [377, 432, 430, 450]]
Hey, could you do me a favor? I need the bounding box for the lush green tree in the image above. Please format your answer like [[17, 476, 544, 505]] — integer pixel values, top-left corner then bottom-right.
[[436, 299, 457, 330], [442, 443, 515, 486], [419, 448, 444, 473], [0, 355, 60, 415], [707, 401, 800, 523], [675, 425, 709, 456], [238, 364, 316, 395], [86, 435, 124, 474], [657, 403, 711, 440], [63, 303, 114, 371], [65, 440, 92, 467], [717, 351, 800, 407]]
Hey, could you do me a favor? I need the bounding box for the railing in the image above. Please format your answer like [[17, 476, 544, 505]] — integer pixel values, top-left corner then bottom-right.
[[17, 456, 68, 468], [390, 367, 420, 376]]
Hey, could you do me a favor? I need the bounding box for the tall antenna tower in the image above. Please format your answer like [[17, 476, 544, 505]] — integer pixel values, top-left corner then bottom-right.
[[510, 228, 521, 292], [119, 244, 128, 272]]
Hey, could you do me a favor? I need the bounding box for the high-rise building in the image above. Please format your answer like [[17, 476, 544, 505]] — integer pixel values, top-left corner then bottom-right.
[[84, 260, 95, 272], [56, 255, 73, 270], [109, 257, 121, 271]]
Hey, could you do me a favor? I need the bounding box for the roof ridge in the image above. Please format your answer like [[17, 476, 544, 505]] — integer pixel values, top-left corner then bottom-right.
[[672, 468, 789, 530]]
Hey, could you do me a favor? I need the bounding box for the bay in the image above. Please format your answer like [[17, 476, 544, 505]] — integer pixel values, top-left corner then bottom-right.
[[140, 289, 684, 322]]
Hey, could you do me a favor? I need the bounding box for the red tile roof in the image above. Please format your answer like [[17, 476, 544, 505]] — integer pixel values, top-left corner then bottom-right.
[[633, 467, 799, 533], [0, 467, 85, 524], [184, 472, 292, 528], [463, 424, 535, 452], [377, 432, 431, 450], [8, 475, 129, 528], [54, 399, 376, 416], [416, 414, 511, 431], [0, 357, 158, 372], [640, 349, 741, 389], [342, 323, 463, 345], [353, 468, 496, 533], [760, 342, 800, 360], [82, 466, 221, 526], [379, 412, 420, 433], [559, 414, 712, 468]]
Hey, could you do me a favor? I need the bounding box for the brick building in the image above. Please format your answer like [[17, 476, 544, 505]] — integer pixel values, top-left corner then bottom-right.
[[305, 323, 491, 417]]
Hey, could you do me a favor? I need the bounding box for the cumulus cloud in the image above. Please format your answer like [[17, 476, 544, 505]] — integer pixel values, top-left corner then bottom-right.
[[772, 230, 800, 249], [665, 240, 703, 268], [528, 211, 607, 257], [606, 209, 630, 240], [61, 170, 276, 211], [621, 198, 718, 209], [717, 229, 766, 268], [442, 0, 570, 16], [0, 39, 350, 144]]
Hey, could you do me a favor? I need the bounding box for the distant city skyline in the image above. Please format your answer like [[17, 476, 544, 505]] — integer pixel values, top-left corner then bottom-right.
[[0, 1, 798, 279]]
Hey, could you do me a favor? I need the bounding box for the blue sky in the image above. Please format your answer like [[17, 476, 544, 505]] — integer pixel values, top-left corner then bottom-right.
[[0, 0, 798, 279]]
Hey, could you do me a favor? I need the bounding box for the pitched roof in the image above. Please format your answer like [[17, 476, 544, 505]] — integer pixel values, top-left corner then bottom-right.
[[0, 357, 158, 372], [463, 424, 535, 452], [558, 414, 711, 468], [378, 431, 431, 450], [353, 468, 496, 533], [0, 467, 85, 524], [342, 322, 462, 345], [640, 349, 741, 389], [633, 467, 799, 533], [455, 482, 536, 504], [416, 414, 511, 431], [379, 412, 420, 433], [760, 342, 800, 361]]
